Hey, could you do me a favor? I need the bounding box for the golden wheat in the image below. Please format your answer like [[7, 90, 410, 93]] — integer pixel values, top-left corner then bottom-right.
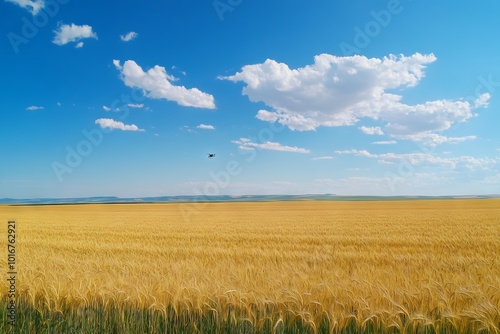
[[0, 200, 499, 333]]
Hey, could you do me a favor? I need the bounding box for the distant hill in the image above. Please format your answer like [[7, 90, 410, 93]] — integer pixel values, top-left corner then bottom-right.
[[1, 194, 499, 205]]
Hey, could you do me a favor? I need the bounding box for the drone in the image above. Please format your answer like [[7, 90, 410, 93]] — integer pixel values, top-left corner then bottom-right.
[[207, 153, 216, 158]]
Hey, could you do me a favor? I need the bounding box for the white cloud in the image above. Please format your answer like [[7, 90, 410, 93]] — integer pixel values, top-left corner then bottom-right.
[[5, 0, 44, 15], [335, 149, 497, 171], [75, 42, 84, 48], [197, 124, 215, 130], [53, 23, 97, 46], [359, 126, 384, 136], [120, 31, 138, 42], [312, 156, 334, 160], [336, 149, 375, 158], [102, 105, 111, 111], [113, 60, 215, 109], [473, 93, 490, 108], [393, 133, 476, 147], [127, 103, 144, 108], [26, 105, 44, 110], [221, 53, 490, 146], [372, 140, 397, 145], [95, 118, 144, 132], [360, 126, 383, 135], [232, 138, 310, 153], [256, 109, 280, 122]]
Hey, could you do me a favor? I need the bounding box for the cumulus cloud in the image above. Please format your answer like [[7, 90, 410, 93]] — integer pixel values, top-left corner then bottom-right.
[[335, 149, 497, 171], [25, 105, 44, 110], [5, 0, 43, 15], [232, 138, 310, 153], [197, 124, 215, 130], [360, 126, 383, 135], [120, 31, 138, 42], [221, 53, 490, 145], [53, 23, 97, 46], [75, 42, 84, 48], [113, 60, 215, 109], [95, 118, 144, 132]]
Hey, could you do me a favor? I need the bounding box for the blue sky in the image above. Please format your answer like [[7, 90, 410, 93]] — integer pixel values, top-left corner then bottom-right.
[[1, 0, 499, 198]]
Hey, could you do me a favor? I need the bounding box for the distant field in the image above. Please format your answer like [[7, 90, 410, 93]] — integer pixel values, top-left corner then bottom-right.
[[1, 200, 499, 333]]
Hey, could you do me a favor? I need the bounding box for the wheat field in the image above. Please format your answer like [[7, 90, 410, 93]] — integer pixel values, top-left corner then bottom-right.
[[0, 200, 499, 333]]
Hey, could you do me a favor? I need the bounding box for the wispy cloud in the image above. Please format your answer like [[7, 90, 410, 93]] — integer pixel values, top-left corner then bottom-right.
[[114, 60, 215, 109], [335, 149, 498, 170], [26, 105, 44, 111], [222, 53, 489, 146], [312, 156, 334, 160], [372, 140, 397, 145], [102, 105, 111, 111], [75, 42, 84, 48], [196, 124, 215, 130], [395, 133, 476, 147], [53, 23, 97, 46], [232, 138, 310, 153], [120, 31, 138, 42], [95, 118, 144, 132], [5, 0, 44, 15], [126, 103, 144, 108], [181, 125, 195, 133]]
